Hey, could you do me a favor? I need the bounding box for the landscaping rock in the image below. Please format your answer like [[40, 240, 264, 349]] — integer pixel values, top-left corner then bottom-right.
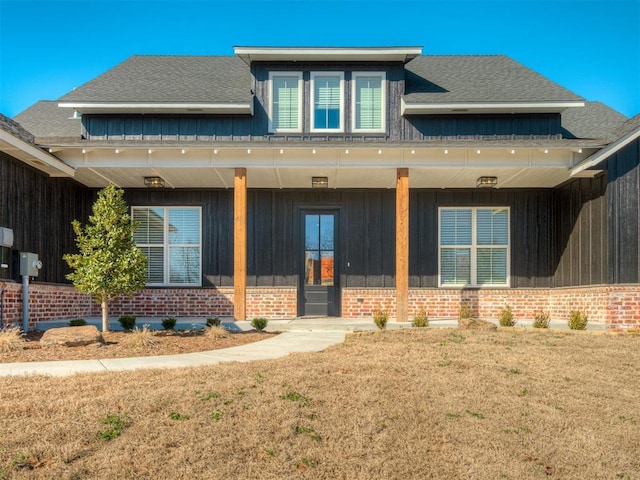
[[40, 325, 104, 347], [458, 318, 497, 331]]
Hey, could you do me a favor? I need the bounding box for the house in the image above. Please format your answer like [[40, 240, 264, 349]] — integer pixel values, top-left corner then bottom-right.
[[1, 46, 639, 331]]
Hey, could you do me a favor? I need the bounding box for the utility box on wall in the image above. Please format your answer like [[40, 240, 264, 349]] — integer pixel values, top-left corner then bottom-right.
[[19, 252, 42, 277]]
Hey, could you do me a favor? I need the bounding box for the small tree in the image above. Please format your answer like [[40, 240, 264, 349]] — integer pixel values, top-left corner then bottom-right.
[[64, 184, 147, 332]]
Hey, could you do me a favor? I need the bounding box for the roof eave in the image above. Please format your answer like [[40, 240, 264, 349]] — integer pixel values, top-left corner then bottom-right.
[[0, 128, 75, 177], [571, 125, 640, 177], [234, 46, 423, 64], [401, 100, 586, 115], [58, 102, 254, 115]]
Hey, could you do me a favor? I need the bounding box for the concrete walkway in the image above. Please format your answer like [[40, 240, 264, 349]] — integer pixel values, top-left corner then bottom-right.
[[1, 317, 607, 377]]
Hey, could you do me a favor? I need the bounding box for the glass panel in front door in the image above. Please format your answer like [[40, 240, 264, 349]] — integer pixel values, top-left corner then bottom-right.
[[304, 214, 334, 286]]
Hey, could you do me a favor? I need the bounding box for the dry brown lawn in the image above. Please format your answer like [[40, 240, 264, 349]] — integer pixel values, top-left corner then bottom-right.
[[1, 328, 638, 479], [0, 330, 275, 363]]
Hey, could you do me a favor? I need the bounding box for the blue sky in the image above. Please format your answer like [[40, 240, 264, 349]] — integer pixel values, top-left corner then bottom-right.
[[1, 0, 639, 118]]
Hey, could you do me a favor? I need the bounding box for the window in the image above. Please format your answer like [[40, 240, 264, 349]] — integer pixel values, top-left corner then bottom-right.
[[439, 207, 509, 287], [269, 72, 302, 132], [132, 207, 201, 286], [310, 72, 344, 132], [352, 72, 386, 132]]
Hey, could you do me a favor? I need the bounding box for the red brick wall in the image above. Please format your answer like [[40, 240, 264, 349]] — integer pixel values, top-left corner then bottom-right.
[[2, 281, 638, 331], [342, 286, 640, 331]]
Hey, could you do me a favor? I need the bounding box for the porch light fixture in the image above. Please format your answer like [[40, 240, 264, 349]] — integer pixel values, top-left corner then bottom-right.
[[476, 176, 498, 188], [312, 176, 329, 188], [144, 176, 165, 188], [148, 149, 153, 154]]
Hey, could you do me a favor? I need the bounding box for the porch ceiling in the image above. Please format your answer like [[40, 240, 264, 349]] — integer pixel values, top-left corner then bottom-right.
[[56, 146, 598, 189]]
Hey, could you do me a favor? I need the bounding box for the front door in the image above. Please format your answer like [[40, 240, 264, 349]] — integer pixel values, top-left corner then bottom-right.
[[301, 211, 338, 316]]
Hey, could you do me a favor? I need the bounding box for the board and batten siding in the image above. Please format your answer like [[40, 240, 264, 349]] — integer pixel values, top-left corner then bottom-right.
[[0, 152, 94, 283], [606, 137, 640, 284]]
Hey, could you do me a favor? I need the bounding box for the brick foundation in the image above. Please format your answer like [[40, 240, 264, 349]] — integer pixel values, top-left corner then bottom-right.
[[342, 285, 640, 332], [2, 280, 638, 331]]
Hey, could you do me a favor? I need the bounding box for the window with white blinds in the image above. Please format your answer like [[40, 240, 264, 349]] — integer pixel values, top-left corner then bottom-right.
[[132, 207, 201, 286], [270, 72, 302, 132], [311, 73, 343, 131], [353, 72, 385, 132], [439, 207, 509, 287]]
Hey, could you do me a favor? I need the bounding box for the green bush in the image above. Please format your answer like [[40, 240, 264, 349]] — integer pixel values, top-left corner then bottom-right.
[[373, 306, 388, 330], [498, 305, 515, 327], [533, 310, 550, 329], [206, 317, 221, 327], [412, 306, 429, 327], [251, 317, 268, 332], [568, 310, 588, 330], [118, 315, 137, 331], [459, 305, 473, 320], [162, 317, 177, 330], [69, 319, 87, 327]]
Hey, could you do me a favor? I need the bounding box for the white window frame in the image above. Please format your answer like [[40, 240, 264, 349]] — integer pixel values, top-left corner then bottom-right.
[[132, 206, 202, 287], [269, 71, 303, 133], [438, 206, 510, 288], [310, 72, 344, 132], [351, 71, 386, 133]]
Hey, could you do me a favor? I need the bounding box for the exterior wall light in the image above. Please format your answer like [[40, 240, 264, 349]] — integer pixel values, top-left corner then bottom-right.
[[144, 176, 165, 188], [312, 176, 328, 188], [476, 176, 498, 188]]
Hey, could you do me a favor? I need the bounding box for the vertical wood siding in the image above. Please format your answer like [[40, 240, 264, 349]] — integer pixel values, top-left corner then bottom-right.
[[552, 175, 608, 287], [0, 152, 93, 283], [606, 138, 640, 284]]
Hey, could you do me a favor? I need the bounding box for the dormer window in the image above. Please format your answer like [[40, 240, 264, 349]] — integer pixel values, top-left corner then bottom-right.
[[353, 72, 386, 132], [310, 72, 344, 132], [269, 72, 302, 132]]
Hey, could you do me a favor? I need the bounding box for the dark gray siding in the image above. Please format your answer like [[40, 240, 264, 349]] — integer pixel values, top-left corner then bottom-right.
[[0, 152, 93, 283], [410, 189, 554, 288], [606, 137, 640, 284], [123, 189, 235, 287], [552, 175, 608, 287]]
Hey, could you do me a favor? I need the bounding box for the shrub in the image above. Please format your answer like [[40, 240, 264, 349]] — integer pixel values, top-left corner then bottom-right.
[[125, 324, 157, 348], [459, 305, 473, 320], [0, 326, 25, 353], [206, 317, 221, 327], [251, 317, 268, 332], [533, 310, 550, 329], [118, 315, 137, 331], [568, 310, 588, 330], [412, 306, 429, 327], [205, 325, 229, 340], [69, 319, 87, 327], [161, 317, 177, 330], [498, 305, 515, 327], [372, 306, 388, 330]]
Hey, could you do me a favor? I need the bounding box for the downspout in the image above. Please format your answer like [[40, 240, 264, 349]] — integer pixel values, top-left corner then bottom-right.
[[0, 285, 4, 329], [22, 274, 29, 332]]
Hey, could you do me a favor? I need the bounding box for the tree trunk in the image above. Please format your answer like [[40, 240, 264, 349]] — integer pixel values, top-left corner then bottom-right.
[[101, 300, 109, 332]]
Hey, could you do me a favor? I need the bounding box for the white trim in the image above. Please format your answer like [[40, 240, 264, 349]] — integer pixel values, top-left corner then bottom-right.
[[310, 72, 344, 133], [132, 206, 202, 287], [268, 71, 303, 133], [234, 46, 422, 63], [438, 206, 510, 288], [0, 129, 75, 177], [58, 102, 254, 115], [352, 72, 387, 133], [401, 99, 585, 115], [571, 126, 640, 176]]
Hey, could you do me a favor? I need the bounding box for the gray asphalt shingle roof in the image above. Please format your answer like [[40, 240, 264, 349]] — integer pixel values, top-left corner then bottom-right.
[[12, 53, 628, 144], [14, 101, 82, 139], [561, 102, 627, 139], [404, 55, 584, 104], [60, 55, 252, 104], [0, 113, 35, 144]]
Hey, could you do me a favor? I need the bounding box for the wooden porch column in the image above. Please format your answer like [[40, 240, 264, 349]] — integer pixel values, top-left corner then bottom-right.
[[234, 168, 247, 321], [396, 168, 409, 322]]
